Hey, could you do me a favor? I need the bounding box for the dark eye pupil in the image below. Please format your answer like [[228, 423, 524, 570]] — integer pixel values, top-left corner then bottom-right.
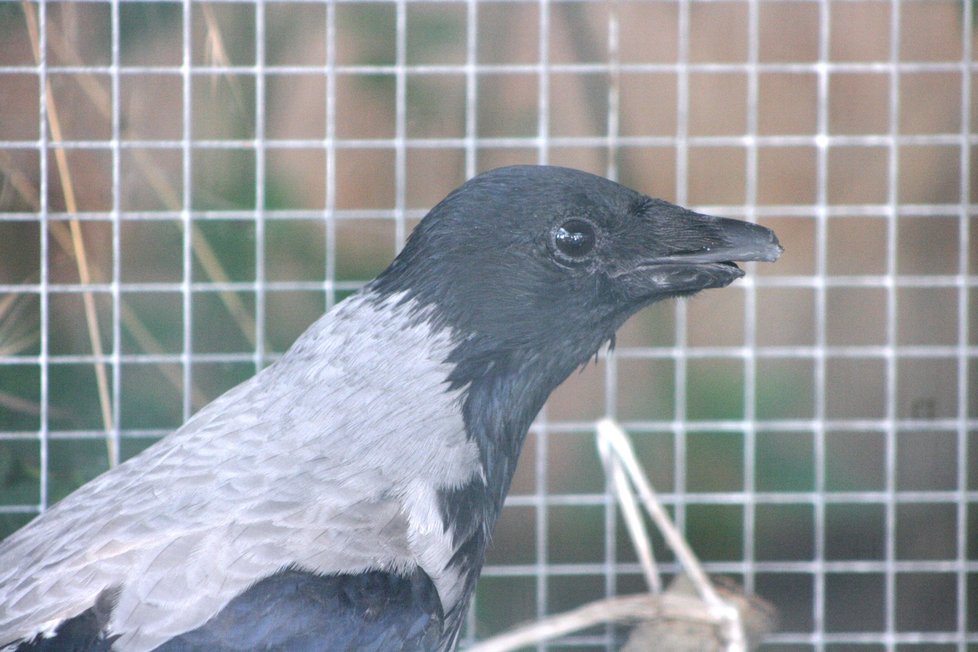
[[555, 219, 596, 258]]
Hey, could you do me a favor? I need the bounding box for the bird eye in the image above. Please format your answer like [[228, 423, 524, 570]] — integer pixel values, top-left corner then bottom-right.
[[553, 219, 597, 260]]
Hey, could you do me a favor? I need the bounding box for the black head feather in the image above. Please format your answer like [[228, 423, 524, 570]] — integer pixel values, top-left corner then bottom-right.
[[372, 165, 781, 392]]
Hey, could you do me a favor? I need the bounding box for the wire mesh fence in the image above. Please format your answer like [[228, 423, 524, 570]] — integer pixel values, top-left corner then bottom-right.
[[0, 0, 974, 649]]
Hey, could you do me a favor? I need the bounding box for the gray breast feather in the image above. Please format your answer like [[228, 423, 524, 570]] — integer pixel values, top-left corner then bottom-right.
[[0, 291, 481, 651]]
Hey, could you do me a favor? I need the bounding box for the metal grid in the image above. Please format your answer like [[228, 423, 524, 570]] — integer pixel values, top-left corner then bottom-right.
[[0, 0, 974, 649]]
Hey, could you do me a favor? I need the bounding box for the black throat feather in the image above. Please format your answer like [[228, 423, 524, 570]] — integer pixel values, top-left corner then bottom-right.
[[435, 330, 601, 622], [368, 274, 624, 625]]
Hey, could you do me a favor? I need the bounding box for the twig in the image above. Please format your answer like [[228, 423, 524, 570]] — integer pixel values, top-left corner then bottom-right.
[[470, 419, 762, 651], [598, 431, 661, 593], [595, 418, 746, 651], [466, 593, 719, 652], [596, 418, 722, 608]]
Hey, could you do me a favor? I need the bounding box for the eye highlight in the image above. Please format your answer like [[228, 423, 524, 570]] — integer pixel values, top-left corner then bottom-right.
[[553, 219, 597, 260]]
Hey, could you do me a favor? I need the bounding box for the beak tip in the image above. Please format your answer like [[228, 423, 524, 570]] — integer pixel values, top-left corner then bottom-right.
[[762, 240, 784, 263], [748, 227, 783, 263]]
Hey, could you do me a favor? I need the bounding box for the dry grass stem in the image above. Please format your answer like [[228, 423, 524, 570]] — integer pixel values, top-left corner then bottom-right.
[[18, 4, 253, 437], [0, 150, 41, 211], [118, 300, 209, 408], [43, 7, 257, 348], [0, 293, 39, 357], [201, 5, 248, 116], [23, 1, 116, 466]]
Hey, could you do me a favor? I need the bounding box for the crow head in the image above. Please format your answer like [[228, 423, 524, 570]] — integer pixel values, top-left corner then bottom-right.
[[372, 165, 782, 377]]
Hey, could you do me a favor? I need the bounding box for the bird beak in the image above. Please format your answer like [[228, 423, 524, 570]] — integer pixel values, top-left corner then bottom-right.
[[614, 209, 783, 297], [650, 215, 783, 266]]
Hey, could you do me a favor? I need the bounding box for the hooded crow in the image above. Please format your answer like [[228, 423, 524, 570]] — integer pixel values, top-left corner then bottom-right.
[[0, 165, 782, 651]]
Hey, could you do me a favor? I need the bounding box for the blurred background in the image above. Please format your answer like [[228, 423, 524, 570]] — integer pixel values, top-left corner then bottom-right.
[[0, 0, 974, 649]]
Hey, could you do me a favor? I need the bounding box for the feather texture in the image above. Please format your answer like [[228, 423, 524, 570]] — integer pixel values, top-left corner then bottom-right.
[[0, 292, 479, 651]]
